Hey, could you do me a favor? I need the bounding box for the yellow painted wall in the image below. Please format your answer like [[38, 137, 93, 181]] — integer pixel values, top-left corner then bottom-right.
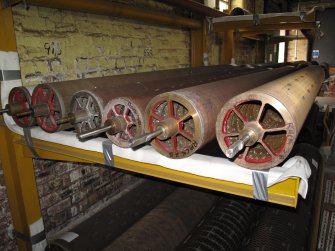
[[12, 4, 190, 86]]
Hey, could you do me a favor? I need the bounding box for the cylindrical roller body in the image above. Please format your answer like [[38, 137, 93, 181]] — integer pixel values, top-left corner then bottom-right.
[[216, 65, 325, 169], [33, 65, 241, 133], [101, 66, 270, 147], [72, 65, 255, 135], [7, 86, 36, 127], [145, 66, 297, 159], [103, 187, 217, 251]]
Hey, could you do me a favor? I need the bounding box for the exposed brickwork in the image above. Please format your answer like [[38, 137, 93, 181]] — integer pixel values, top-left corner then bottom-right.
[[33, 159, 138, 236], [0, 161, 18, 251], [235, 38, 259, 65], [13, 4, 190, 86], [11, 2, 191, 238]]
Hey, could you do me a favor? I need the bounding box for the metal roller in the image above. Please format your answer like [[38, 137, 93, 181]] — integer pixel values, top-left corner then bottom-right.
[[65, 65, 246, 135], [77, 66, 270, 145], [132, 66, 298, 159], [27, 65, 240, 133], [216, 65, 325, 170], [103, 187, 217, 251], [0, 86, 36, 127]]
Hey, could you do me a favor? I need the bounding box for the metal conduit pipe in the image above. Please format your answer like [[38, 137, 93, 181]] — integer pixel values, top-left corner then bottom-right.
[[25, 0, 202, 29], [103, 187, 218, 251], [0, 86, 36, 127], [77, 65, 268, 146], [134, 66, 298, 159], [216, 65, 325, 170], [28, 65, 239, 132]]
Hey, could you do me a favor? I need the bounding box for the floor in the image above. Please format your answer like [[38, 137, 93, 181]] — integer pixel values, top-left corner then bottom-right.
[[317, 145, 335, 251]]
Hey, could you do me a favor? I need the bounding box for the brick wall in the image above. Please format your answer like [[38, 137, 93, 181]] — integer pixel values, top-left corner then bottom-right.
[[33, 159, 138, 236], [13, 4, 190, 86], [10, 2, 191, 240], [0, 161, 17, 251]]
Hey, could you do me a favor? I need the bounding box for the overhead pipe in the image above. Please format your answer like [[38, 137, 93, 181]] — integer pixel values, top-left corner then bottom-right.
[[24, 0, 202, 29], [131, 66, 298, 158], [156, 0, 228, 17], [216, 65, 324, 170], [78, 66, 265, 147]]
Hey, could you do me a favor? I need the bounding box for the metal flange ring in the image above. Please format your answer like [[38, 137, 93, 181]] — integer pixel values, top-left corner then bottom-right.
[[70, 90, 104, 134], [8, 86, 36, 127], [216, 92, 296, 170], [102, 97, 143, 148], [31, 84, 64, 132], [145, 93, 203, 159]]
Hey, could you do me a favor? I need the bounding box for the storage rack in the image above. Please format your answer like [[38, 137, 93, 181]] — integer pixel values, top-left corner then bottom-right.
[[0, 2, 318, 250]]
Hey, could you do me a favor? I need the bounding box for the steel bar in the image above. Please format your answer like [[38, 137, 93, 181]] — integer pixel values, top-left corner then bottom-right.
[[216, 65, 325, 170], [141, 65, 299, 158], [80, 65, 269, 147]]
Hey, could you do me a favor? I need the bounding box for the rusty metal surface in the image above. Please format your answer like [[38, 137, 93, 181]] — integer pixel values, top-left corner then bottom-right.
[[216, 65, 325, 169], [31, 65, 238, 132], [145, 66, 298, 159], [101, 66, 269, 147]]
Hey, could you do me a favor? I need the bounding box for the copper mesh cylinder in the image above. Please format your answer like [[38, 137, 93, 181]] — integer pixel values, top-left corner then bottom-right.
[[216, 65, 325, 170], [145, 66, 297, 159], [32, 65, 240, 133], [101, 66, 270, 147]]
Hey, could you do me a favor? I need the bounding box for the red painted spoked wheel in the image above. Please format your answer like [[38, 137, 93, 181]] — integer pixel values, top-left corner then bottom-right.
[[216, 95, 295, 170], [8, 86, 35, 127], [32, 84, 62, 132]]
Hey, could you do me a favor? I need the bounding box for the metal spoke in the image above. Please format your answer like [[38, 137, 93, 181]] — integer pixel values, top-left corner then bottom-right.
[[264, 126, 287, 133], [38, 88, 46, 102], [151, 113, 164, 122], [223, 132, 239, 137], [47, 91, 54, 102], [233, 108, 247, 123], [179, 130, 193, 141], [168, 100, 174, 117], [178, 113, 191, 123], [85, 96, 93, 110], [87, 119, 97, 129], [256, 102, 266, 122], [172, 135, 178, 152], [260, 141, 275, 159]]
